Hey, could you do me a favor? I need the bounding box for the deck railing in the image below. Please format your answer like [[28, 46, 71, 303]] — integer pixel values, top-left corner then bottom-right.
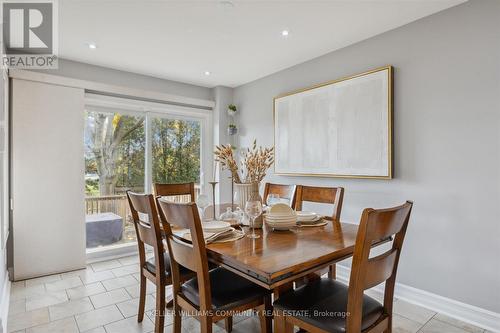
[[85, 185, 201, 220]]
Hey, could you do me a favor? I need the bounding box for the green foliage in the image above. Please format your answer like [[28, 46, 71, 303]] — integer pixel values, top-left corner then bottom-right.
[[84, 111, 201, 196], [228, 104, 237, 112], [152, 118, 201, 184]]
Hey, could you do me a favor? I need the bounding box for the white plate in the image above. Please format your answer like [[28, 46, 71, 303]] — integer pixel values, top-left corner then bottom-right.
[[296, 211, 317, 218], [201, 221, 232, 233], [269, 203, 294, 215], [264, 214, 297, 220]]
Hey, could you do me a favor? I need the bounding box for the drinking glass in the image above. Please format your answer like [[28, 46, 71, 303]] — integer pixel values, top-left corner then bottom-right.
[[196, 194, 210, 221], [266, 193, 280, 207], [245, 201, 262, 239]]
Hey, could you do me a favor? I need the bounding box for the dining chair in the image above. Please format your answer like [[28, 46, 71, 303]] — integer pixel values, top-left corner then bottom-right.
[[154, 182, 196, 202], [274, 201, 413, 333], [156, 198, 273, 333], [295, 185, 345, 279], [263, 182, 297, 207], [126, 191, 195, 333]]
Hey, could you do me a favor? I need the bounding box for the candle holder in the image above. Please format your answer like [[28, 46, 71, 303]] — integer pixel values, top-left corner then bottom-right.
[[208, 181, 218, 220], [230, 175, 234, 212]]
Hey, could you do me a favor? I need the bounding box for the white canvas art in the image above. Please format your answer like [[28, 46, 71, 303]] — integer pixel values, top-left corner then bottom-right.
[[273, 67, 392, 178]]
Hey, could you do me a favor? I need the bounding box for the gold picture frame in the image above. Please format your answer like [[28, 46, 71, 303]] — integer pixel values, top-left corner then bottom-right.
[[273, 65, 393, 179]]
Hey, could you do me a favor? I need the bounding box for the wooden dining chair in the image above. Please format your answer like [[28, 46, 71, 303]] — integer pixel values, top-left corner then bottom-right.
[[274, 201, 413, 333], [295, 185, 344, 222], [263, 182, 297, 207], [154, 182, 196, 202], [295, 185, 345, 279], [156, 198, 273, 333], [126, 191, 195, 333]]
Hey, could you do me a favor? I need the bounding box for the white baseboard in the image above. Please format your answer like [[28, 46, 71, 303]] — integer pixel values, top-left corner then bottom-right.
[[86, 243, 138, 264], [0, 270, 11, 333], [336, 265, 500, 333]]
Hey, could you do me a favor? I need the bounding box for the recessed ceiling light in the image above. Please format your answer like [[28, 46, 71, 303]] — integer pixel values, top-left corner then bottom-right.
[[281, 30, 289, 37], [204, 71, 211, 76], [218, 0, 234, 8], [87, 42, 97, 49]]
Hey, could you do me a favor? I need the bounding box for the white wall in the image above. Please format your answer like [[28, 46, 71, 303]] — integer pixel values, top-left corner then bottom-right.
[[212, 86, 235, 204], [39, 59, 213, 101], [233, 0, 500, 313]]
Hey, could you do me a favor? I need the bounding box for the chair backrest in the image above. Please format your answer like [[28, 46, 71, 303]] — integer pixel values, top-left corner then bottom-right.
[[126, 191, 166, 281], [156, 199, 212, 310], [154, 182, 195, 202], [294, 185, 344, 221], [346, 201, 413, 332], [263, 183, 297, 208]]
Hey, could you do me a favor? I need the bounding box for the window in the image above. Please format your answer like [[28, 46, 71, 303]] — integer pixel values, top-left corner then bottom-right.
[[151, 117, 201, 185], [84, 95, 208, 253]]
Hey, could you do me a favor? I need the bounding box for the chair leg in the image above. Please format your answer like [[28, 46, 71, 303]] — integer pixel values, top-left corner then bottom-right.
[[259, 295, 272, 333], [173, 301, 182, 333], [200, 316, 213, 333], [166, 298, 174, 308], [137, 274, 147, 322], [274, 309, 293, 333], [328, 264, 336, 279], [224, 317, 233, 332], [154, 284, 165, 333]]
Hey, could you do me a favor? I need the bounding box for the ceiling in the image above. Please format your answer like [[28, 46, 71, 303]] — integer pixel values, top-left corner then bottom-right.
[[59, 0, 466, 88]]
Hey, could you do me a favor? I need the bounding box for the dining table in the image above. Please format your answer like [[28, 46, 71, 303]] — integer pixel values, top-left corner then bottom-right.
[[201, 204, 389, 331]]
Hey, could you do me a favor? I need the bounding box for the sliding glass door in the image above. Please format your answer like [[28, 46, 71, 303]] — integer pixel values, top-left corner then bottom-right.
[[84, 95, 206, 253]]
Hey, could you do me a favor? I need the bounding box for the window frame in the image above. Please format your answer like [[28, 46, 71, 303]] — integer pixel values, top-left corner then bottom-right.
[[84, 94, 212, 257]]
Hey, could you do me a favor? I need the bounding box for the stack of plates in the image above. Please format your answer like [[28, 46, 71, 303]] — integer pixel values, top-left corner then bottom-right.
[[296, 211, 322, 223], [264, 203, 297, 231], [201, 221, 232, 233]]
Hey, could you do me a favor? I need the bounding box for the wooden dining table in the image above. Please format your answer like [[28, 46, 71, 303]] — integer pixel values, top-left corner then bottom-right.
[[206, 219, 358, 291], [200, 204, 389, 331]]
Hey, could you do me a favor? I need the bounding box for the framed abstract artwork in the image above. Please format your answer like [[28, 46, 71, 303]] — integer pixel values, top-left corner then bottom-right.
[[273, 66, 393, 179]]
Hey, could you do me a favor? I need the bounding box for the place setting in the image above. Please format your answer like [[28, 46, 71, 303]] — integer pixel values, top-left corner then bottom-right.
[[264, 203, 327, 231]]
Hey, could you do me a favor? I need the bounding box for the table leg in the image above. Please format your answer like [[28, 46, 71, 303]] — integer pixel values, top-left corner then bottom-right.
[[273, 282, 293, 332]]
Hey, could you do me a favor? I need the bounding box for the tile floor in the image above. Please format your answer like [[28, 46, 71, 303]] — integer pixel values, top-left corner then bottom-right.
[[8, 256, 492, 333]]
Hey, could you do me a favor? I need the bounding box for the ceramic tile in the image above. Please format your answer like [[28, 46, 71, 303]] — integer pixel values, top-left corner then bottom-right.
[[25, 317, 79, 333], [180, 316, 225, 333], [45, 276, 82, 292], [9, 299, 26, 316], [75, 305, 124, 332], [102, 275, 138, 291], [116, 294, 156, 318], [90, 288, 132, 308], [104, 315, 155, 333], [125, 282, 156, 298], [118, 256, 140, 266], [146, 308, 174, 327], [111, 265, 140, 277], [25, 274, 62, 287], [229, 316, 262, 332], [420, 318, 474, 333], [61, 269, 115, 285], [12, 280, 26, 288], [434, 313, 485, 333], [25, 290, 68, 311], [10, 284, 47, 302], [48, 297, 94, 321], [66, 282, 106, 300], [393, 299, 436, 324], [7, 307, 50, 332], [81, 327, 106, 333], [392, 314, 422, 333], [91, 260, 122, 272]]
